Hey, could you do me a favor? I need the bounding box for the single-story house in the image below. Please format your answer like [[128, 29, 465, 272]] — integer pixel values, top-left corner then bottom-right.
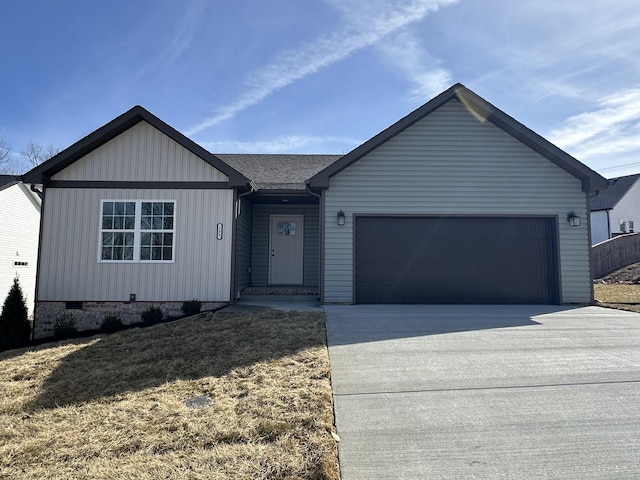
[[0, 175, 42, 316], [23, 83, 607, 338], [589, 173, 640, 245]]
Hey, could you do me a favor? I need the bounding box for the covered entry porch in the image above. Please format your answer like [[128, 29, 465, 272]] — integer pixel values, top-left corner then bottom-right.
[[217, 153, 340, 301], [235, 191, 321, 299]]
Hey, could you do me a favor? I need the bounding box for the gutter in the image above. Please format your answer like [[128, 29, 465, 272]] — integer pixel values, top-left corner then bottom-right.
[[232, 183, 258, 301], [30, 183, 46, 341], [30, 184, 44, 200]]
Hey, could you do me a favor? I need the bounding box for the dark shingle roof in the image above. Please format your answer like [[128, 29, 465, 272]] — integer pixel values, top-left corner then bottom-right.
[[217, 154, 341, 190], [589, 173, 640, 211], [0, 175, 18, 190]]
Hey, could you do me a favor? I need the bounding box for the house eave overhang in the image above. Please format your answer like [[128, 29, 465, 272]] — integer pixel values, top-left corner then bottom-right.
[[307, 83, 608, 193], [247, 188, 320, 204], [21, 106, 252, 190]]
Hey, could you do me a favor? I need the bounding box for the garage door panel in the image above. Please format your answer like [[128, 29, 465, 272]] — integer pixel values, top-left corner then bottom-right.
[[359, 217, 550, 239], [357, 262, 478, 286], [358, 236, 551, 263], [357, 259, 552, 285], [355, 216, 557, 304], [356, 284, 551, 304]]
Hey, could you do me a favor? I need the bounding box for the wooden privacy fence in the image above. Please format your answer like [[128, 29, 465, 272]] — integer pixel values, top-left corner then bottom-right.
[[591, 233, 640, 279]]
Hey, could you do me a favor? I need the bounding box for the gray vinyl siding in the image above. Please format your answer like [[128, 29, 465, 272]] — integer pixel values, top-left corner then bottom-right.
[[236, 197, 253, 296], [38, 188, 234, 302], [323, 98, 591, 304], [51, 121, 229, 182], [251, 204, 319, 287]]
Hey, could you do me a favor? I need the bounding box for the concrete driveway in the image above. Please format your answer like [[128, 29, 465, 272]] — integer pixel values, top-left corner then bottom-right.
[[324, 305, 640, 479]]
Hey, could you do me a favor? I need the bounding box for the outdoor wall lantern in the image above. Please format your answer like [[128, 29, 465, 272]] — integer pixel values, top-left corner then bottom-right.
[[337, 210, 346, 226], [567, 211, 581, 227]]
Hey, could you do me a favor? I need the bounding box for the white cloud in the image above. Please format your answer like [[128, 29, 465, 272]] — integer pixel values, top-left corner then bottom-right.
[[549, 89, 640, 158], [133, 1, 207, 80], [185, 0, 456, 135], [377, 30, 452, 102], [201, 135, 361, 154]]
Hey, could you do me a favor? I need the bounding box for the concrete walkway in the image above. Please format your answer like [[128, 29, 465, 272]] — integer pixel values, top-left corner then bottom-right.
[[217, 294, 323, 312], [324, 305, 640, 479]]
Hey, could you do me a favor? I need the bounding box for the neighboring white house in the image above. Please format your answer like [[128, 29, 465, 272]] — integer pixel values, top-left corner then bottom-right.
[[0, 175, 41, 316], [589, 174, 640, 245]]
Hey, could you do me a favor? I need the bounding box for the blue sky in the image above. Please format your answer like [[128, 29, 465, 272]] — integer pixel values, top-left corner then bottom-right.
[[1, 0, 639, 177]]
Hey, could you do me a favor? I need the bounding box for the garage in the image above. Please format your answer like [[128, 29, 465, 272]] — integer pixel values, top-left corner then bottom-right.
[[355, 216, 559, 304]]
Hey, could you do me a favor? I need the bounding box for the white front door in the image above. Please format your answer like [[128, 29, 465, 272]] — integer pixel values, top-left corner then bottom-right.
[[269, 215, 304, 285]]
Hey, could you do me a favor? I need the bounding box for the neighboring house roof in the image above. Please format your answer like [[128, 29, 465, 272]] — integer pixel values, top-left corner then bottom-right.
[[0, 175, 19, 190], [589, 174, 640, 211], [21, 106, 251, 188], [0, 175, 41, 211], [307, 83, 608, 193], [217, 154, 341, 190]]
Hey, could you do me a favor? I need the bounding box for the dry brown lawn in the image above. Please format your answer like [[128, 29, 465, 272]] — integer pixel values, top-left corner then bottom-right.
[[595, 284, 640, 313], [0, 310, 339, 479]]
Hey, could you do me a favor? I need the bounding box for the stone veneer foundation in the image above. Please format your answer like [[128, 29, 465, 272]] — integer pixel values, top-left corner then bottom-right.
[[33, 301, 227, 339]]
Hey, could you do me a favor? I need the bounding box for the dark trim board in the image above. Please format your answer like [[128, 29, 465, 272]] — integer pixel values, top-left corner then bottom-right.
[[354, 215, 560, 305], [31, 184, 47, 340], [46, 181, 233, 189]]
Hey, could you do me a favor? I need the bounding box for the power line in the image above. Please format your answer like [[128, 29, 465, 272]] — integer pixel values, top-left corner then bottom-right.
[[598, 161, 640, 173]]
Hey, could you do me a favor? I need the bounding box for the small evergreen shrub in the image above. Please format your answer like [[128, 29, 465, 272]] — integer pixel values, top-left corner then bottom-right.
[[181, 299, 202, 316], [0, 277, 30, 351], [53, 313, 78, 339], [100, 314, 123, 333], [141, 306, 163, 323]]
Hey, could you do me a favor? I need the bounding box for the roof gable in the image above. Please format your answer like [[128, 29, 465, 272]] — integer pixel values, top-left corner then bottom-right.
[[22, 106, 250, 188], [50, 121, 231, 183], [589, 173, 640, 211], [307, 83, 608, 193]]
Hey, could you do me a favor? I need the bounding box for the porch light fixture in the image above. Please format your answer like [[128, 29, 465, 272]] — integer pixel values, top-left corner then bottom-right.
[[567, 211, 581, 227], [337, 210, 346, 226]]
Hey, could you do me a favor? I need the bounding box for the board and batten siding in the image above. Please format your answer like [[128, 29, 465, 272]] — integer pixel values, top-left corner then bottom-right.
[[51, 121, 228, 182], [251, 204, 320, 287], [0, 183, 41, 315], [323, 99, 591, 304], [38, 188, 234, 302]]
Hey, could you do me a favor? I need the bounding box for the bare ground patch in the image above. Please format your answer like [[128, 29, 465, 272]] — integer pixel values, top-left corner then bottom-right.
[[0, 310, 339, 479]]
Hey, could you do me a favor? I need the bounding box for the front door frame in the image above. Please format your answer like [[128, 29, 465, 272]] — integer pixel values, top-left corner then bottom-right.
[[269, 214, 304, 285]]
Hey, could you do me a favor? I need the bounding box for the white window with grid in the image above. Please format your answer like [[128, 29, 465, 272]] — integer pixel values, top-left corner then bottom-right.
[[99, 200, 176, 263]]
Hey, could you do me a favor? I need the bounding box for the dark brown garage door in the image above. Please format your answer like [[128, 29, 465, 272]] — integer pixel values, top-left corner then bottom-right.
[[355, 216, 558, 304]]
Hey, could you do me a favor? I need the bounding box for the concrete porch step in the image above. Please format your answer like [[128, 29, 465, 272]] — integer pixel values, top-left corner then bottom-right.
[[220, 293, 323, 313], [241, 287, 319, 296]]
